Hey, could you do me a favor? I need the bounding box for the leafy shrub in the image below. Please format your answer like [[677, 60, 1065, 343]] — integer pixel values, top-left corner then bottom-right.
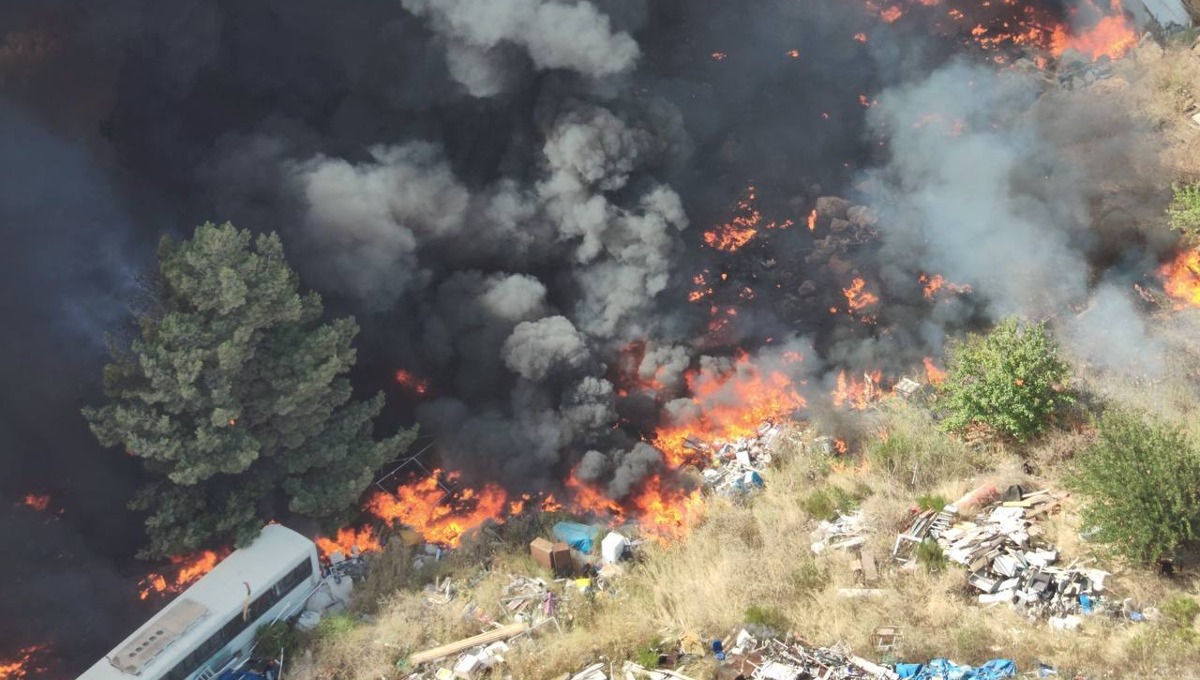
[[915, 539, 947, 573], [1163, 596, 1200, 630], [917, 494, 949, 512], [1068, 409, 1200, 564], [315, 614, 358, 640], [801, 485, 861, 521], [1168, 182, 1200, 240], [255, 620, 297, 657], [789, 560, 829, 598], [744, 605, 789, 632], [939, 317, 1074, 443]]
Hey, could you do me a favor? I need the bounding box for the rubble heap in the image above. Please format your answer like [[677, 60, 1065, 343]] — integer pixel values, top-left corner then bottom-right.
[[717, 630, 897, 680], [893, 487, 1112, 622], [695, 421, 782, 497]]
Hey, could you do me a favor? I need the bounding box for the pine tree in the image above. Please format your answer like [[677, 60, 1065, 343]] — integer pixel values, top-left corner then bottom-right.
[[84, 223, 414, 558]]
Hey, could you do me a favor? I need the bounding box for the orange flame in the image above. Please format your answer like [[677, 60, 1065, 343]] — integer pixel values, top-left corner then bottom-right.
[[923, 357, 948, 385], [834, 438, 849, 455], [395, 369, 430, 396], [920, 273, 972, 300], [702, 186, 793, 253], [365, 471, 508, 547], [843, 278, 880, 312], [881, 5, 904, 22], [652, 352, 806, 468], [711, 51, 728, 61], [20, 494, 49, 512], [627, 475, 704, 542], [1049, 0, 1136, 61], [832, 370, 884, 410], [0, 646, 48, 680], [1159, 248, 1200, 309], [853, 32, 868, 43], [315, 526, 383, 558], [808, 209, 818, 231], [138, 550, 223, 600]]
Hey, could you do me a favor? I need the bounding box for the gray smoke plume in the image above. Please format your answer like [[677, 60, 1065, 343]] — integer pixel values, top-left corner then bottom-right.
[[503, 315, 591, 380], [401, 0, 640, 95]]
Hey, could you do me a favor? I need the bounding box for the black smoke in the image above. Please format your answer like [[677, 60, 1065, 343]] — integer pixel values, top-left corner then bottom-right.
[[0, 0, 1168, 675]]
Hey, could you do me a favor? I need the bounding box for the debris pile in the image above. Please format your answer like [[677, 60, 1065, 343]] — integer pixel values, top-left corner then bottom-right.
[[696, 421, 781, 497], [810, 511, 868, 554], [717, 630, 898, 680], [893, 487, 1113, 622]]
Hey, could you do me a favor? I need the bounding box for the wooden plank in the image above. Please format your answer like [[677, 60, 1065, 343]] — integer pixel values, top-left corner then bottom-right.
[[409, 622, 530, 666]]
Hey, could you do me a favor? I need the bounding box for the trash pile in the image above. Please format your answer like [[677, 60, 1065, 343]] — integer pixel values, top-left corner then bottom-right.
[[716, 630, 898, 680], [893, 485, 1113, 624], [810, 511, 868, 554], [696, 421, 781, 497]]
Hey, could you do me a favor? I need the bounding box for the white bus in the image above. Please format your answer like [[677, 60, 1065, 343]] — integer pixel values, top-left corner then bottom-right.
[[78, 524, 320, 680]]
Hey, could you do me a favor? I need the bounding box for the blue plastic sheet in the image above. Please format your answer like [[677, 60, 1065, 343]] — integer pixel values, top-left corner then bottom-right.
[[552, 521, 599, 552], [896, 658, 1017, 680]]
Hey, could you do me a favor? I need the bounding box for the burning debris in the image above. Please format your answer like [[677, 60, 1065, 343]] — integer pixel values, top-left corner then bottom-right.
[[1158, 247, 1200, 308], [0, 646, 48, 680], [137, 550, 224, 601]]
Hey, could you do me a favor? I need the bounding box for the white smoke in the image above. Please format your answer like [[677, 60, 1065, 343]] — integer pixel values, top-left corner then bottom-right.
[[402, 0, 640, 96]]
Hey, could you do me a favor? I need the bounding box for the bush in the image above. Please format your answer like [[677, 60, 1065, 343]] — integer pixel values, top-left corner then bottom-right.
[[788, 560, 828, 598], [801, 485, 861, 521], [917, 494, 949, 512], [314, 614, 359, 640], [867, 402, 990, 489], [255, 621, 297, 658], [744, 604, 789, 632], [1168, 182, 1200, 241], [1163, 596, 1200, 630], [915, 539, 947, 573], [939, 317, 1074, 443], [1068, 409, 1200, 564]]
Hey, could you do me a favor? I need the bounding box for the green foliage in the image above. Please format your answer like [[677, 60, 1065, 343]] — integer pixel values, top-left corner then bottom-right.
[[867, 402, 988, 489], [83, 223, 416, 558], [916, 494, 949, 513], [788, 560, 828, 599], [1068, 409, 1200, 564], [1163, 596, 1200, 630], [315, 614, 359, 640], [915, 538, 947, 573], [634, 643, 662, 669], [801, 485, 861, 521], [744, 604, 789, 632], [255, 621, 297, 658], [938, 317, 1074, 443], [1168, 182, 1200, 240]]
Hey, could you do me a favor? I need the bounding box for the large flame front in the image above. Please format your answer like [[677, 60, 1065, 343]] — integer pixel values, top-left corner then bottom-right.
[[365, 471, 509, 548], [1159, 248, 1200, 309], [653, 352, 807, 467], [832, 370, 884, 410]]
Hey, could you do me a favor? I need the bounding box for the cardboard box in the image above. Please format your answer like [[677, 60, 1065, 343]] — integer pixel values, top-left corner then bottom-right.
[[529, 538, 571, 574]]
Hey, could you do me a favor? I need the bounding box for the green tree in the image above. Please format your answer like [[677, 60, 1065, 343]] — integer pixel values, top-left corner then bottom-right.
[[1168, 182, 1200, 241], [938, 317, 1073, 442], [83, 223, 415, 558], [1068, 408, 1200, 565]]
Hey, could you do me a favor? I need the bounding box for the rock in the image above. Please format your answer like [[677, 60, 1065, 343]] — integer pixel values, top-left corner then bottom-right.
[[815, 196, 851, 220]]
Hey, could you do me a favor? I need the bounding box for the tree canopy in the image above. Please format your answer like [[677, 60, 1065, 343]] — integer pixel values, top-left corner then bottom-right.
[[84, 223, 414, 558], [938, 317, 1073, 442], [1069, 408, 1200, 564]]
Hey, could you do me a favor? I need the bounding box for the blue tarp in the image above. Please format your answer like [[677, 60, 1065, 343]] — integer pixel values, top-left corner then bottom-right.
[[896, 658, 1017, 680], [552, 522, 600, 552]]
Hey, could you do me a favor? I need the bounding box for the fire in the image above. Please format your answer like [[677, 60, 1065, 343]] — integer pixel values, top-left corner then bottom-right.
[[565, 473, 625, 520], [786, 49, 800, 58], [842, 278, 879, 319], [395, 369, 430, 395], [366, 470, 508, 547], [1158, 248, 1200, 308], [702, 186, 793, 253], [1049, 0, 1136, 61], [652, 352, 806, 468], [853, 32, 868, 43], [920, 273, 972, 299], [138, 550, 223, 600], [20, 494, 49, 512], [832, 370, 884, 410], [833, 438, 849, 455], [923, 357, 948, 385], [0, 646, 47, 680], [315, 525, 383, 558], [711, 51, 727, 61], [808, 209, 818, 231], [880, 5, 904, 22], [627, 475, 704, 541]]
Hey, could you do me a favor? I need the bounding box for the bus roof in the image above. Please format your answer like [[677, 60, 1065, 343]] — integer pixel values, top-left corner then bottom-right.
[[79, 524, 316, 680]]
